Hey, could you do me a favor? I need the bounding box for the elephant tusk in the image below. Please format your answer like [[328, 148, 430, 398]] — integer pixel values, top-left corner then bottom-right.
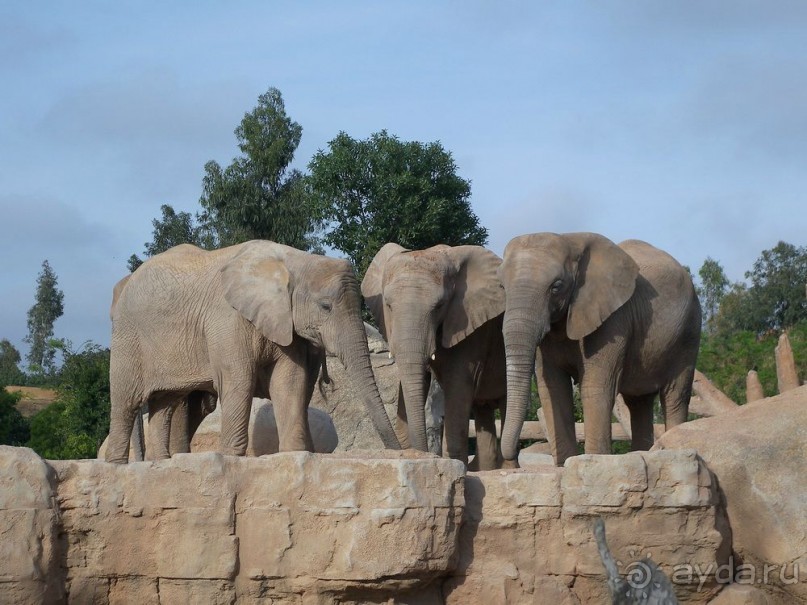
[[389, 352, 392, 359], [431, 353, 436, 360]]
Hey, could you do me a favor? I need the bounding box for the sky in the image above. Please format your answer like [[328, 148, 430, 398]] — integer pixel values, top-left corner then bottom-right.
[[2, 1, 806, 361]]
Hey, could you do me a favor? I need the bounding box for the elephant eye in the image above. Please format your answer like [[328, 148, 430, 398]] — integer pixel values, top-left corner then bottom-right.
[[320, 300, 333, 313], [550, 280, 564, 294]]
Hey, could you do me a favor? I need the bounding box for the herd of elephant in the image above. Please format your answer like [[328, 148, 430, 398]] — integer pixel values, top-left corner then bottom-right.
[[104, 232, 701, 470]]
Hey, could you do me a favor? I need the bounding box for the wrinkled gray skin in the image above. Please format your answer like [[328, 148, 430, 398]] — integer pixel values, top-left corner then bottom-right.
[[106, 241, 400, 463], [499, 233, 701, 467], [362, 244, 506, 469]]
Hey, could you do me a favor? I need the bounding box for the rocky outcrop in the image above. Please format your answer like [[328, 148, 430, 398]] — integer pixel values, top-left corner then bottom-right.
[[654, 385, 807, 603], [445, 449, 731, 604], [1, 445, 739, 604]]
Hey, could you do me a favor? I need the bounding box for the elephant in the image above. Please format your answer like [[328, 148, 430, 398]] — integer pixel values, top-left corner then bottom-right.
[[498, 233, 701, 467], [362, 243, 506, 469], [105, 241, 400, 463]]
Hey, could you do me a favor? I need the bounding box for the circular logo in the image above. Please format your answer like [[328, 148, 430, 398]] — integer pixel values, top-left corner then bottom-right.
[[626, 560, 653, 590]]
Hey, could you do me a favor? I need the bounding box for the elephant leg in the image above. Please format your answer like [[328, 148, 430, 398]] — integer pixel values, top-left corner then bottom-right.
[[537, 362, 577, 466], [147, 393, 176, 461], [473, 402, 500, 471], [269, 346, 316, 452], [169, 398, 190, 455], [660, 364, 695, 429], [441, 370, 474, 467], [622, 393, 655, 451], [106, 396, 141, 464], [216, 368, 256, 456]]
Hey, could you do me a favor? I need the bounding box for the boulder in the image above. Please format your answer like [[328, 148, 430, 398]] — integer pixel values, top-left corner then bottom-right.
[[654, 385, 807, 603], [0, 446, 64, 604]]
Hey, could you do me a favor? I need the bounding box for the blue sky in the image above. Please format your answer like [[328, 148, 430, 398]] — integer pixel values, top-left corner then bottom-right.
[[2, 1, 806, 359]]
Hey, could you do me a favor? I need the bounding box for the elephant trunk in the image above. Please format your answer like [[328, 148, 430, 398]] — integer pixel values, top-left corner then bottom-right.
[[395, 336, 431, 452], [501, 300, 547, 462], [334, 317, 401, 450]]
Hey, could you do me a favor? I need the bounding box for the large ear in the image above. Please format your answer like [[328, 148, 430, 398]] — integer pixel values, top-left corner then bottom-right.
[[442, 246, 505, 348], [220, 242, 293, 347], [564, 233, 639, 341], [361, 243, 407, 342]]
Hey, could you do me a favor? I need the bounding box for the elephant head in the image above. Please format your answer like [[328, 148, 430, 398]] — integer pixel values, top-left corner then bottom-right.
[[220, 241, 401, 450], [362, 243, 504, 451], [498, 233, 639, 462]]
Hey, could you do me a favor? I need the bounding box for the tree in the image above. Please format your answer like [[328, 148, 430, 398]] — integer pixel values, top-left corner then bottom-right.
[[198, 87, 320, 251], [711, 241, 807, 335], [127, 204, 210, 272], [697, 257, 730, 333], [0, 339, 26, 385], [26, 342, 110, 459], [24, 260, 64, 377], [743, 241, 807, 332], [308, 130, 488, 276], [0, 388, 29, 446]]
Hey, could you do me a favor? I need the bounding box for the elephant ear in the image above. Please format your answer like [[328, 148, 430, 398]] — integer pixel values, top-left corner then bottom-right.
[[564, 233, 639, 341], [361, 243, 407, 342], [220, 242, 294, 347], [442, 246, 505, 348]]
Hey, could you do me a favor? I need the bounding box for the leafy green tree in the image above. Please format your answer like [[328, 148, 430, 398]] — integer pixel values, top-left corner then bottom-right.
[[307, 130, 488, 276], [127, 204, 210, 272], [712, 242, 807, 336], [26, 343, 110, 459], [0, 339, 26, 386], [697, 258, 730, 333], [199, 87, 320, 251], [0, 387, 29, 446], [24, 260, 64, 377], [743, 241, 807, 332], [27, 401, 67, 459]]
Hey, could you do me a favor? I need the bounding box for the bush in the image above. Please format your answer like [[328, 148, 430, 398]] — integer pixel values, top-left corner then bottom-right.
[[0, 388, 30, 446]]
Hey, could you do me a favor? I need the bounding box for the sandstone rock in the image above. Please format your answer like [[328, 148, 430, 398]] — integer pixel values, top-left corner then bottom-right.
[[445, 450, 730, 604], [48, 451, 465, 603], [707, 584, 776, 604], [775, 332, 800, 393], [0, 446, 64, 604], [654, 385, 807, 603], [5, 443, 734, 603], [746, 370, 765, 403]]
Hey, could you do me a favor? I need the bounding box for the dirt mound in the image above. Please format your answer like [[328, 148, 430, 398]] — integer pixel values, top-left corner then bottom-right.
[[5, 386, 58, 417]]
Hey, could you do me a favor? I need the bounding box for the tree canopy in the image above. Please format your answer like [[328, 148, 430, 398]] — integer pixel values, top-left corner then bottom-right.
[[307, 130, 487, 276], [198, 87, 320, 251], [0, 339, 25, 386], [26, 343, 110, 459], [24, 260, 64, 377], [127, 204, 209, 272]]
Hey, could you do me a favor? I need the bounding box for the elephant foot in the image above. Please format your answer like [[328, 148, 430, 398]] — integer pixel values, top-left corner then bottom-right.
[[105, 457, 129, 465], [500, 458, 520, 470]]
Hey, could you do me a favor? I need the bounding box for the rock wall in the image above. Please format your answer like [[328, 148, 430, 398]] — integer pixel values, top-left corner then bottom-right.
[[1, 446, 742, 604]]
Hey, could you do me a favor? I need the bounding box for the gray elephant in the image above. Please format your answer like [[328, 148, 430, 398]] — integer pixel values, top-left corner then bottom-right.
[[362, 243, 506, 469], [106, 241, 400, 463], [499, 233, 701, 466]]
